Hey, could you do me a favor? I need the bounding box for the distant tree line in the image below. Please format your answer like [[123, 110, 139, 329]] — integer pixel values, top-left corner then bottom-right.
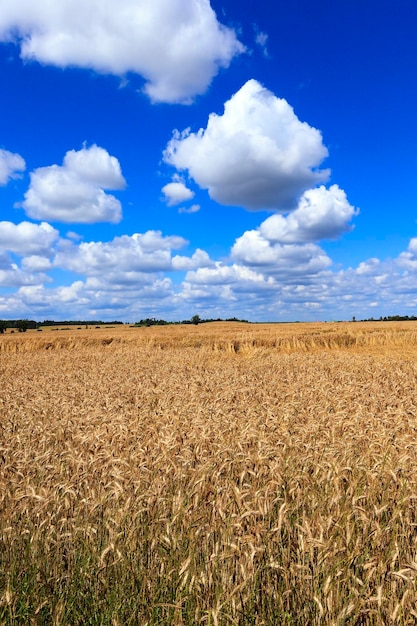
[[0, 319, 124, 333], [0, 319, 37, 333], [39, 320, 124, 327], [0, 316, 249, 334], [358, 315, 417, 322], [133, 316, 249, 327]]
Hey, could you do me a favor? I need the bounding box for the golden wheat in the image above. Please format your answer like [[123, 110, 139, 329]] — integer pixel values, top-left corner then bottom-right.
[[1, 322, 417, 624]]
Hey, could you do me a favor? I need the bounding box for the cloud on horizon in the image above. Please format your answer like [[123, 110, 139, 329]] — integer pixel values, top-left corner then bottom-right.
[[2, 228, 417, 321]]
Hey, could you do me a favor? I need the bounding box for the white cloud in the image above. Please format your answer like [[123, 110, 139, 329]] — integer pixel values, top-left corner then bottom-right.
[[178, 204, 201, 214], [21, 145, 126, 223], [185, 262, 274, 287], [172, 248, 213, 270], [356, 258, 381, 275], [254, 28, 269, 57], [259, 185, 358, 243], [396, 239, 417, 270], [164, 79, 329, 211], [63, 145, 125, 189], [0, 260, 44, 287], [0, 221, 59, 256], [0, 0, 244, 104], [54, 230, 189, 275], [17, 282, 88, 308], [0, 148, 26, 185], [408, 238, 417, 255], [4, 237, 417, 321], [231, 229, 331, 276], [179, 252, 409, 321], [6, 274, 178, 321], [66, 231, 83, 241], [21, 255, 53, 272], [2, 210, 417, 322], [162, 181, 194, 206], [180, 263, 280, 318]]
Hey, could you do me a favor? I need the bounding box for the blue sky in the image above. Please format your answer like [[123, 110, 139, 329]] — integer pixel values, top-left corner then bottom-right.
[[1, 0, 417, 322]]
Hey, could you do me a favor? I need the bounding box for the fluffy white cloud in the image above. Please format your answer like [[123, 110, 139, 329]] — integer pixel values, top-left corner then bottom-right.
[[2, 215, 417, 322], [164, 79, 329, 211], [0, 222, 56, 287], [259, 185, 358, 243], [4, 240, 417, 321], [7, 274, 178, 320], [63, 145, 125, 189], [54, 230, 189, 275], [185, 263, 275, 287], [180, 263, 286, 321], [178, 249, 417, 321], [396, 238, 417, 272], [0, 148, 25, 185], [162, 181, 194, 206], [0, 221, 59, 256], [408, 239, 417, 256], [172, 248, 213, 270], [21, 145, 126, 223], [0, 259, 45, 287], [17, 282, 88, 309], [21, 255, 53, 272], [231, 230, 331, 276], [0, 0, 244, 104]]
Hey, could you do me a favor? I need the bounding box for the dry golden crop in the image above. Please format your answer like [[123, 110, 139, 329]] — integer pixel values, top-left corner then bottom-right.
[[1, 321, 417, 624]]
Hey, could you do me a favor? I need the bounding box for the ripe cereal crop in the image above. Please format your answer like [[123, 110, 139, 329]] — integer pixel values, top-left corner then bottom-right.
[[1, 321, 417, 624]]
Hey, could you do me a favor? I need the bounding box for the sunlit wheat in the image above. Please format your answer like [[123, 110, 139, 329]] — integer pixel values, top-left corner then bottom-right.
[[1, 321, 417, 624]]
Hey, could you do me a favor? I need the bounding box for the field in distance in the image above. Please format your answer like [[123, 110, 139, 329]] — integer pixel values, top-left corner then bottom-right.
[[3, 319, 417, 354], [1, 322, 417, 624]]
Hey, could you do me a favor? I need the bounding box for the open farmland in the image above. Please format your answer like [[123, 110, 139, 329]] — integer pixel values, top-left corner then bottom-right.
[[1, 322, 417, 625]]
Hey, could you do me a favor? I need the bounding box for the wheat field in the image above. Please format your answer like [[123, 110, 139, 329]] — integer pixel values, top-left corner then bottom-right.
[[1, 322, 417, 624]]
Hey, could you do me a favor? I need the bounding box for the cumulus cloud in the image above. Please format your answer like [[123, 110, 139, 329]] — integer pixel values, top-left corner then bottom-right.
[[17, 282, 88, 309], [4, 237, 417, 321], [0, 0, 244, 104], [0, 259, 44, 287], [231, 230, 331, 276], [219, 184, 357, 287], [0, 148, 26, 185], [162, 180, 194, 206], [178, 251, 417, 321], [408, 239, 417, 255], [8, 275, 177, 320], [180, 264, 279, 318], [54, 230, 189, 275], [0, 221, 59, 256], [172, 248, 213, 270], [21, 255, 53, 272], [259, 185, 359, 243], [21, 145, 126, 223], [164, 79, 329, 211], [63, 144, 125, 189], [396, 238, 417, 271], [356, 258, 381, 275], [185, 263, 274, 288]]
